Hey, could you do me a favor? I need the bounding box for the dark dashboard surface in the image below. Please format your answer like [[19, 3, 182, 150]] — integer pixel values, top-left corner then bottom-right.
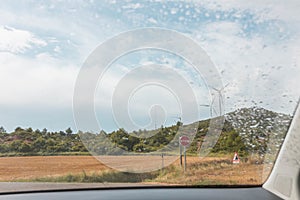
[[0, 187, 282, 200]]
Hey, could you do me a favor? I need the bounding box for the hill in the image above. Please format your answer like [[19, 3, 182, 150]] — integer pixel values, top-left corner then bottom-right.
[[0, 107, 292, 157]]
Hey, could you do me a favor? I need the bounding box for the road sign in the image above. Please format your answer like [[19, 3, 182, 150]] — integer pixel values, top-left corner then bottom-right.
[[179, 135, 190, 147], [232, 152, 240, 164]]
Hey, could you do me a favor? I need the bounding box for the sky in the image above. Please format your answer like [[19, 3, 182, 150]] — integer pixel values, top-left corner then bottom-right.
[[0, 0, 300, 133]]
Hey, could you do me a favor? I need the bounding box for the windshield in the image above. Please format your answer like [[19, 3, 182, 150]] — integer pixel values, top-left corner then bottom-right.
[[0, 0, 299, 192]]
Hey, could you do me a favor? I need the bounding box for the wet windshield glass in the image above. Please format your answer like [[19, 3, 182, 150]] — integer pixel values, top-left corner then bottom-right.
[[0, 0, 299, 191]]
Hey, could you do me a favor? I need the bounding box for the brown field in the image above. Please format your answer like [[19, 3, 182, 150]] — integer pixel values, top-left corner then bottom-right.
[[0, 156, 272, 185], [0, 156, 107, 181]]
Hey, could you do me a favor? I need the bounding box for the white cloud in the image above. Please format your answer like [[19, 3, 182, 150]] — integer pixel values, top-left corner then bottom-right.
[[194, 0, 300, 22], [0, 0, 299, 132], [0, 52, 79, 108], [0, 26, 46, 53], [122, 3, 143, 10], [192, 20, 300, 114]]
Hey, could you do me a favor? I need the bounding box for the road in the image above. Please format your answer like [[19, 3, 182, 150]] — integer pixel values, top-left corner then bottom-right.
[[0, 182, 163, 193]]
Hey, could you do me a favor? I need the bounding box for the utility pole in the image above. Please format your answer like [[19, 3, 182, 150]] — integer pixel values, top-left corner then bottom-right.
[[184, 146, 187, 172], [161, 153, 164, 173]]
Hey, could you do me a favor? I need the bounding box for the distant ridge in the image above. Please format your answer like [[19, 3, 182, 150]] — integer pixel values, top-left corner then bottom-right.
[[0, 107, 292, 157]]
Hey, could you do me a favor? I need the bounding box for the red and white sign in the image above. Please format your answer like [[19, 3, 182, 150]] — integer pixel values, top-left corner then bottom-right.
[[232, 152, 240, 164], [179, 135, 190, 147]]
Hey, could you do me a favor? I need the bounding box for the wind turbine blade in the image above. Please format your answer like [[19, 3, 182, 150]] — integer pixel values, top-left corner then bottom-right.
[[212, 107, 218, 116], [199, 104, 210, 107], [211, 95, 217, 104], [211, 86, 219, 92], [220, 83, 230, 91]]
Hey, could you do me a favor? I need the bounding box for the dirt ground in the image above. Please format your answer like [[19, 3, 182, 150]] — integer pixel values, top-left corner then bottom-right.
[[0, 156, 272, 185], [0, 156, 107, 181]]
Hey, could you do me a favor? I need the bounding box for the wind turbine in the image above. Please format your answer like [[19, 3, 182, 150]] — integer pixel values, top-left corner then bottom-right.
[[210, 83, 229, 116]]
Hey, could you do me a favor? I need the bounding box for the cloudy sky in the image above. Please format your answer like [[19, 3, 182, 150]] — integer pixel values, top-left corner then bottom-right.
[[0, 0, 299, 133]]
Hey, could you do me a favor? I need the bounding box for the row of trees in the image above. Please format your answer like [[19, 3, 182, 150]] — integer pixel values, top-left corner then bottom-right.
[[0, 120, 249, 157], [0, 127, 87, 154]]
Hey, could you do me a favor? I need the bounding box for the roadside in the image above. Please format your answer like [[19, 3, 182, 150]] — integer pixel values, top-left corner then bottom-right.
[[0, 182, 164, 194]]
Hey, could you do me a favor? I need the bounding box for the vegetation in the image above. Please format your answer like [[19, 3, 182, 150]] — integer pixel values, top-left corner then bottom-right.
[[0, 107, 291, 157], [32, 170, 158, 183], [0, 122, 246, 157], [0, 127, 88, 156], [25, 156, 267, 185]]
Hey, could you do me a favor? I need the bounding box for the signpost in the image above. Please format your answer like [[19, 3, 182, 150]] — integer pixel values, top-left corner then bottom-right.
[[179, 135, 190, 147], [179, 135, 190, 172], [179, 144, 182, 166], [161, 153, 164, 172]]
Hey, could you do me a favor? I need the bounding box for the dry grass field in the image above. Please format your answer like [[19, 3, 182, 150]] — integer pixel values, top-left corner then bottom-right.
[[0, 156, 107, 181], [155, 156, 273, 185], [0, 156, 272, 185]]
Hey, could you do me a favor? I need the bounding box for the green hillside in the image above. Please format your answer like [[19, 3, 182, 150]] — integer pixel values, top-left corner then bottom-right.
[[0, 107, 292, 157]]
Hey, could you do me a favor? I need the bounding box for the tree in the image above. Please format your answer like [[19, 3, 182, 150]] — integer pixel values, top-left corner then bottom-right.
[[0, 126, 6, 133], [10, 140, 22, 152], [66, 127, 73, 135], [33, 136, 46, 152], [26, 127, 33, 132], [35, 129, 41, 134], [42, 128, 47, 134], [0, 144, 8, 153], [15, 127, 24, 132], [19, 142, 32, 153]]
